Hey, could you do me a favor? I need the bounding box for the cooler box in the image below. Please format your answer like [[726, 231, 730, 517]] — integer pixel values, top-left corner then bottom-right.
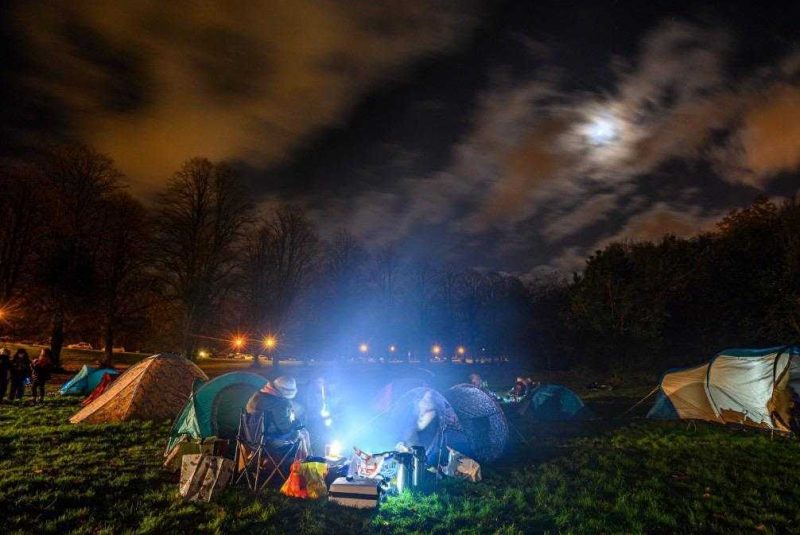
[[328, 477, 381, 509]]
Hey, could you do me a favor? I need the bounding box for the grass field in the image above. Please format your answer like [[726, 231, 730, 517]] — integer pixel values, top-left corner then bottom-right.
[[1, 353, 799, 534]]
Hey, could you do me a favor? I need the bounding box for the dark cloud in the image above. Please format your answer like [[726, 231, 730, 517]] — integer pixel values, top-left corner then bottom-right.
[[6, 0, 480, 190]]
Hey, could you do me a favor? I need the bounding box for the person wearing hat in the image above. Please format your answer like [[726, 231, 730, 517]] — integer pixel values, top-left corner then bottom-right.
[[245, 375, 311, 458]]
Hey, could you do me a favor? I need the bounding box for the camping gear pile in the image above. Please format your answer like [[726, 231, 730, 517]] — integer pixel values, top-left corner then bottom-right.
[[648, 346, 800, 432], [160, 374, 497, 506]]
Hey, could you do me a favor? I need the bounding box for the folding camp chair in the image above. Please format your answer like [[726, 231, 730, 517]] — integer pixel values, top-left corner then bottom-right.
[[233, 410, 301, 492]]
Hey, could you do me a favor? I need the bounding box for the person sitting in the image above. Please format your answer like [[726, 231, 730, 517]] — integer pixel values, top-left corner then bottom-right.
[[508, 380, 528, 402], [468, 373, 489, 391], [245, 376, 311, 459]]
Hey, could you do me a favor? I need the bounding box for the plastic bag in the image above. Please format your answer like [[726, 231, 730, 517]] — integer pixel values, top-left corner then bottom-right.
[[280, 461, 308, 498], [443, 447, 481, 482], [178, 454, 234, 502], [300, 461, 328, 499]]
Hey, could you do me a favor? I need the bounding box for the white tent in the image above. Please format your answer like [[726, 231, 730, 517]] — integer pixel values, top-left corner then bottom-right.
[[648, 346, 800, 431]]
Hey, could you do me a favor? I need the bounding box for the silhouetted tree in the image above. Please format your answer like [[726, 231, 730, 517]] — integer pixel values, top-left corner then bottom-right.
[[0, 161, 43, 302], [37, 145, 121, 368], [95, 192, 151, 366], [152, 158, 252, 360]]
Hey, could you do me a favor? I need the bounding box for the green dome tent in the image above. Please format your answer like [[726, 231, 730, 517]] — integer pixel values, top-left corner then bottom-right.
[[524, 384, 591, 422], [166, 372, 266, 453], [60, 365, 120, 395]]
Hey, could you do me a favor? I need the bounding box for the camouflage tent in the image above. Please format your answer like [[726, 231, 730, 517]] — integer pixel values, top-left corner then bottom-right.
[[445, 384, 508, 462], [70, 354, 208, 424]]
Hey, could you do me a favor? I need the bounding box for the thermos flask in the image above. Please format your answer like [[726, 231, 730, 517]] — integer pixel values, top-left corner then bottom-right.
[[395, 452, 413, 493], [411, 446, 426, 488]]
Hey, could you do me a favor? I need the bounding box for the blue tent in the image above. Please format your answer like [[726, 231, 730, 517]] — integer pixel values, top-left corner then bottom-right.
[[60, 365, 120, 395], [166, 372, 266, 452], [524, 384, 591, 421]]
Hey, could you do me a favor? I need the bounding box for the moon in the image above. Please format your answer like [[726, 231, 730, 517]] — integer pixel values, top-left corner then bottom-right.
[[584, 114, 619, 146]]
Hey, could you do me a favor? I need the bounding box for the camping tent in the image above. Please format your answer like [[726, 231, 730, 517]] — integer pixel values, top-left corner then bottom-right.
[[81, 372, 118, 406], [648, 346, 800, 431], [60, 365, 120, 395], [70, 354, 208, 424], [167, 372, 266, 453], [351, 386, 465, 463], [445, 384, 508, 462], [374, 377, 429, 413], [523, 384, 591, 422]]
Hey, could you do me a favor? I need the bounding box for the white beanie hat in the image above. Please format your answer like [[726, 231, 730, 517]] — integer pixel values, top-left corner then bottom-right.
[[272, 376, 297, 399]]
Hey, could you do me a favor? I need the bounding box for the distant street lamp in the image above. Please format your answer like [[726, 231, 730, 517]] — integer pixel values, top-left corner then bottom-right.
[[359, 343, 369, 354], [457, 346, 466, 356], [389, 345, 396, 353], [431, 344, 441, 357], [232, 336, 245, 351], [264, 336, 277, 351]]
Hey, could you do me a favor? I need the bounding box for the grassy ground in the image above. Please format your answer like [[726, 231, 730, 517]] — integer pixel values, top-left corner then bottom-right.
[[3, 365, 800, 534]]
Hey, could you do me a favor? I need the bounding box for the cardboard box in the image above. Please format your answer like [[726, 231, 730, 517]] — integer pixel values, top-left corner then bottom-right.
[[328, 477, 381, 509]]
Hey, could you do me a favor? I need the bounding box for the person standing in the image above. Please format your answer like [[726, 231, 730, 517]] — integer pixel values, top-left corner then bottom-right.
[[30, 348, 54, 403], [9, 348, 31, 401], [0, 348, 10, 401]]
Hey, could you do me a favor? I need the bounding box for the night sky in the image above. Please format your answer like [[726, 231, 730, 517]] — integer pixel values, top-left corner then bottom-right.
[[2, 0, 799, 276]]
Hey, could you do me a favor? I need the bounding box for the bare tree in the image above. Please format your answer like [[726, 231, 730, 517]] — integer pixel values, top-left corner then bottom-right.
[[94, 192, 152, 367], [38, 145, 121, 368], [0, 161, 43, 302], [243, 205, 318, 333], [152, 158, 252, 359]]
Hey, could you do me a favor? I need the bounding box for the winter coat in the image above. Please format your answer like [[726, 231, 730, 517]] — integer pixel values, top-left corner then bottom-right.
[[10, 355, 30, 380], [31, 356, 53, 383], [245, 391, 296, 436]]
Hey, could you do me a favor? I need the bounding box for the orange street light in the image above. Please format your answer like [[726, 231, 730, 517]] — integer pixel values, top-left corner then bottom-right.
[[264, 336, 277, 350], [359, 343, 369, 354], [431, 344, 441, 355], [457, 346, 466, 356], [232, 336, 245, 350]]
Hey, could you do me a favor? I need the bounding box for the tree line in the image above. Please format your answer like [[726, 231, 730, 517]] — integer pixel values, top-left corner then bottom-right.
[[0, 146, 531, 368], [528, 197, 800, 375], [1, 145, 797, 374]]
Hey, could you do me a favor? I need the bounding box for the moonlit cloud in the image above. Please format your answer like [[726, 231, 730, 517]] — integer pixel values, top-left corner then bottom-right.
[[326, 17, 800, 274]]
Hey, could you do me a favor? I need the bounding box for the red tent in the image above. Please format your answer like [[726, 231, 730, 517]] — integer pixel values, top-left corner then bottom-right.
[[81, 373, 118, 407]]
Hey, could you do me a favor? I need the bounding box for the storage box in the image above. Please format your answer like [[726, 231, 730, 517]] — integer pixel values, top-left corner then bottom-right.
[[328, 477, 381, 509]]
